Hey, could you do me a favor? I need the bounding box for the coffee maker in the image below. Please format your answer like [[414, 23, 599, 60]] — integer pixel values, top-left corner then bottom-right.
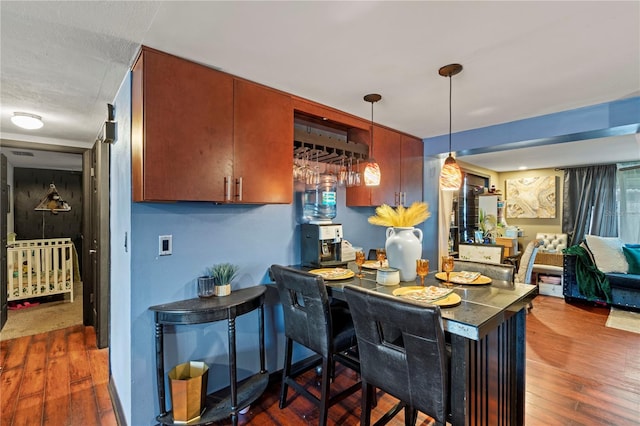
[[301, 223, 345, 267]]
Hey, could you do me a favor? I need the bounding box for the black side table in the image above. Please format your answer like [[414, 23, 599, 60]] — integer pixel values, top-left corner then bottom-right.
[[149, 286, 268, 426]]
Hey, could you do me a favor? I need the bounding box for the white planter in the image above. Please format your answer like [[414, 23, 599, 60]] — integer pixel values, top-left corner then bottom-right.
[[385, 227, 423, 282]]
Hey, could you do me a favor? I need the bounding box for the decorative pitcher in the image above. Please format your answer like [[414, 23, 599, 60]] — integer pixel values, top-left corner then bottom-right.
[[385, 227, 423, 281]]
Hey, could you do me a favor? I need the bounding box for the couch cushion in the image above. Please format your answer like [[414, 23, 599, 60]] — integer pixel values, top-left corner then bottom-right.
[[622, 246, 640, 274], [606, 273, 640, 291], [585, 235, 628, 273]]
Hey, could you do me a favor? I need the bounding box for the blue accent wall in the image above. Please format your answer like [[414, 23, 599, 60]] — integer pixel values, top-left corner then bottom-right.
[[110, 67, 637, 424], [109, 73, 430, 423], [424, 96, 640, 156]]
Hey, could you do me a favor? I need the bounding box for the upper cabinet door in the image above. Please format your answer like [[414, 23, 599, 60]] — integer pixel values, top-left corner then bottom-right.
[[400, 135, 424, 205], [132, 47, 233, 202], [371, 125, 402, 206], [233, 80, 293, 204]]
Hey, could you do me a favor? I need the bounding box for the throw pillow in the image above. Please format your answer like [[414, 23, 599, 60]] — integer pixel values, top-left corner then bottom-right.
[[584, 235, 628, 273], [623, 246, 640, 275]]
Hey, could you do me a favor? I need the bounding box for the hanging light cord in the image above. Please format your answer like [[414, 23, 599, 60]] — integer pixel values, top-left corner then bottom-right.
[[448, 73, 453, 156], [370, 100, 374, 158]]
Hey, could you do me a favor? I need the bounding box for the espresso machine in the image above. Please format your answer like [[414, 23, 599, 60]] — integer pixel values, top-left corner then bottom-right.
[[301, 223, 345, 267]]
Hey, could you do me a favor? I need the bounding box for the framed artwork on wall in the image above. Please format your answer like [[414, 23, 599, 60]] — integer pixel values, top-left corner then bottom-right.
[[505, 176, 557, 219]]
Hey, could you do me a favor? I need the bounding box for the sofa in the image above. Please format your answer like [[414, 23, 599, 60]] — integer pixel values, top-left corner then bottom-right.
[[563, 235, 640, 311]]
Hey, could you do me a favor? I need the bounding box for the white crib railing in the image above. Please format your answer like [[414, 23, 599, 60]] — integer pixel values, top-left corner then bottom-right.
[[7, 238, 75, 302]]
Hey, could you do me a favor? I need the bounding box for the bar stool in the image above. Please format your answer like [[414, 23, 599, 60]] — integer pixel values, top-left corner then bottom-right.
[[270, 265, 361, 426], [344, 285, 450, 426]]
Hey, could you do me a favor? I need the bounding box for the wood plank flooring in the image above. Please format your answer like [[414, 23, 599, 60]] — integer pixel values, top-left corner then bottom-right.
[[1, 325, 115, 426], [1, 295, 639, 425]]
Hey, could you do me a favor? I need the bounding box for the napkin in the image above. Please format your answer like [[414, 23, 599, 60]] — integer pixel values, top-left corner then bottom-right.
[[450, 271, 481, 284], [400, 286, 453, 303]]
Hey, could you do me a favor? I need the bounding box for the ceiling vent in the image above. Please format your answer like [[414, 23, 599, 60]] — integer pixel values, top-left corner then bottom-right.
[[11, 151, 34, 157]]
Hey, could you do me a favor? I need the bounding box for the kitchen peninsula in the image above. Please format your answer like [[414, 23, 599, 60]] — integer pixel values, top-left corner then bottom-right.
[[298, 265, 537, 426]]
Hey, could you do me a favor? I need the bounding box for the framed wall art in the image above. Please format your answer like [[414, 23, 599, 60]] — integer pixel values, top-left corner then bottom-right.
[[505, 176, 557, 219]]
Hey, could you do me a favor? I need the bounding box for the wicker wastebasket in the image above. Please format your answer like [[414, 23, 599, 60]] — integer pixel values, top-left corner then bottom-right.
[[168, 361, 209, 423]]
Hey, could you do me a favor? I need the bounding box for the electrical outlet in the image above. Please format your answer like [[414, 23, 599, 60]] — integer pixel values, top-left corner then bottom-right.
[[159, 235, 172, 256]]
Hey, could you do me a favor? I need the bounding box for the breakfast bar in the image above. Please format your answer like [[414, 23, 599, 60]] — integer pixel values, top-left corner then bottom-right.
[[318, 264, 537, 426]]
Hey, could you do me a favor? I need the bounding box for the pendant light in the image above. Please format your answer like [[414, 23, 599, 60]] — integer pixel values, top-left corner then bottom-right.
[[363, 93, 381, 186], [438, 64, 463, 191]]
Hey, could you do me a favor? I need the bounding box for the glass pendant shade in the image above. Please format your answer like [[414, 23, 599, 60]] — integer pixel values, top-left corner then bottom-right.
[[440, 155, 462, 191], [363, 161, 381, 186]]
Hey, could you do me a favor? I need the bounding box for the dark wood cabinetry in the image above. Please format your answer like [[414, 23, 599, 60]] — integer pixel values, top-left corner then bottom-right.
[[132, 46, 292, 203], [233, 80, 292, 204], [132, 47, 233, 202], [346, 126, 423, 207]]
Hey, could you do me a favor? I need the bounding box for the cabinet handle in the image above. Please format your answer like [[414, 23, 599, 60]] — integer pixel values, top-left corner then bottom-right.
[[394, 192, 399, 206], [225, 176, 232, 201], [401, 192, 407, 206], [236, 177, 243, 202]]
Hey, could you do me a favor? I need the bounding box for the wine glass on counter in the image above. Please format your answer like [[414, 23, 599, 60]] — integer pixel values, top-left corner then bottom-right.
[[441, 255, 455, 285], [376, 248, 387, 268], [355, 250, 366, 278], [416, 259, 429, 286]]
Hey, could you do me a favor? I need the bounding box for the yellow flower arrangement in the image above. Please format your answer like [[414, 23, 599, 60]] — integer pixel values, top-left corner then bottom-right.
[[368, 202, 431, 228]]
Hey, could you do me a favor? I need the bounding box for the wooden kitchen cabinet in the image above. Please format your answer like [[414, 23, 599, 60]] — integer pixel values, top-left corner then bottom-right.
[[400, 134, 424, 206], [346, 126, 423, 207], [132, 47, 234, 202], [233, 79, 292, 204], [132, 46, 293, 203]]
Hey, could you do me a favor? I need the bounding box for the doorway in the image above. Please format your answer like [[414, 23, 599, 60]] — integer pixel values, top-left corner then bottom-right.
[[0, 141, 109, 348]]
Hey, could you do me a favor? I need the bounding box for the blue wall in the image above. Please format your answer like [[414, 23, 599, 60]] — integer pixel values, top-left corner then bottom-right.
[[423, 96, 640, 156], [109, 73, 434, 423], [111, 70, 638, 424]]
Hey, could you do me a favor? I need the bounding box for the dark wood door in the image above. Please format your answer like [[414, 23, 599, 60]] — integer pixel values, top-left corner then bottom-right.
[[233, 79, 293, 203], [132, 47, 234, 202], [1, 154, 7, 330], [82, 141, 110, 349]]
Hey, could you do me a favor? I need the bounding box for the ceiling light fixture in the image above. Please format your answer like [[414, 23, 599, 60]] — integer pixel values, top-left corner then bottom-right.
[[363, 93, 382, 186], [11, 112, 44, 130], [438, 64, 463, 191]]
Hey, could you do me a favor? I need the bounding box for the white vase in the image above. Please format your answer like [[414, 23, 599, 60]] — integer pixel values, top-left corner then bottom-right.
[[385, 227, 423, 282]]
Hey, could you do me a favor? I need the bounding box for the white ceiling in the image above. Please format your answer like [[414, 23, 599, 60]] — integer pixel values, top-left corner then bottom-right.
[[1, 1, 639, 172]]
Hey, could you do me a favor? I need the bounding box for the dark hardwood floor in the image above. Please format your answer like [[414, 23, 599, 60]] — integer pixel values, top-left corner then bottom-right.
[[1, 295, 639, 425], [1, 324, 114, 426]]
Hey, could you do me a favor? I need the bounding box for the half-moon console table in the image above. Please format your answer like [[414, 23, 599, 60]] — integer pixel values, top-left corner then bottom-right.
[[149, 285, 268, 426]]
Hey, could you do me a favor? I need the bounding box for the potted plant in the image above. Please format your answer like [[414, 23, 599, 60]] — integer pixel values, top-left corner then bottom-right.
[[208, 263, 239, 297]]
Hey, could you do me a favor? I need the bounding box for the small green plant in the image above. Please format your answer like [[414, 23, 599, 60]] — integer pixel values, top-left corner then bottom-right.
[[208, 263, 239, 286]]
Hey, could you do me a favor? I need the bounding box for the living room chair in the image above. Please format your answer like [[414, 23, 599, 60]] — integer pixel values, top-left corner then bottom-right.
[[270, 265, 361, 426], [515, 239, 543, 311], [344, 285, 450, 426]]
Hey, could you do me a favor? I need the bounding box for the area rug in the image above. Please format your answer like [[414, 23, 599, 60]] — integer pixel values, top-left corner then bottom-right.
[[1, 298, 82, 341], [605, 307, 640, 335]]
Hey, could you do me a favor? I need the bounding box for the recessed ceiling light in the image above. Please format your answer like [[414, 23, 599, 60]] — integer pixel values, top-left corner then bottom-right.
[[518, 166, 528, 170], [11, 112, 44, 130]]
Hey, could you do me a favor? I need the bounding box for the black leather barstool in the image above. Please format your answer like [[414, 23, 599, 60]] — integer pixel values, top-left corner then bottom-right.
[[344, 285, 451, 426], [270, 265, 361, 426], [452, 259, 515, 286]]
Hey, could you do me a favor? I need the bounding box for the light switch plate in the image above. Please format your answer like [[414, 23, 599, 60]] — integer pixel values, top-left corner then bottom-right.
[[159, 235, 172, 256]]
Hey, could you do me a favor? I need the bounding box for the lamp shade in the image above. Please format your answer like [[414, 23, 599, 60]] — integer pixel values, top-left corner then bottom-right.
[[363, 161, 381, 186], [440, 155, 462, 191]]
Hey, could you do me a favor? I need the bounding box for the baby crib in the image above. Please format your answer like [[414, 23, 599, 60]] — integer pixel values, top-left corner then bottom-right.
[[7, 238, 76, 303]]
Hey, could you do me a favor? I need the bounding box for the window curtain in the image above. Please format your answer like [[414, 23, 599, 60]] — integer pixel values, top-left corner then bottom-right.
[[617, 162, 640, 243], [562, 164, 618, 246]]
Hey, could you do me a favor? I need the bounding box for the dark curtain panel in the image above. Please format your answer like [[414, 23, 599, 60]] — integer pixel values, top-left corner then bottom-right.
[[562, 164, 618, 246]]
